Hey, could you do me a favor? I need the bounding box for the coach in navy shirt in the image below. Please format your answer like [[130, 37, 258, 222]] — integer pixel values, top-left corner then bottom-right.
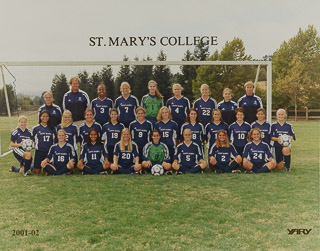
[[38, 92, 62, 128], [62, 77, 90, 122], [237, 81, 263, 124]]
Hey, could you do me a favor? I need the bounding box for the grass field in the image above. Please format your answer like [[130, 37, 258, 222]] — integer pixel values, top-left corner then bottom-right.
[[0, 119, 319, 250]]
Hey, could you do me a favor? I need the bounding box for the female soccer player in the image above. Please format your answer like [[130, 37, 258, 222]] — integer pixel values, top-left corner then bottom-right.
[[193, 84, 217, 126], [41, 129, 76, 175], [166, 83, 190, 134], [129, 107, 153, 163], [205, 109, 229, 150], [101, 108, 125, 162], [180, 108, 205, 150], [251, 108, 271, 146], [141, 80, 164, 126], [110, 128, 142, 174], [10, 115, 33, 175], [32, 110, 57, 173], [37, 91, 62, 127], [217, 88, 238, 125], [228, 107, 251, 156], [172, 129, 207, 174], [142, 130, 171, 174], [91, 83, 113, 127], [243, 128, 276, 173], [114, 82, 139, 128], [208, 129, 242, 173], [77, 128, 110, 175], [270, 109, 296, 172], [154, 106, 178, 163], [79, 109, 102, 146]]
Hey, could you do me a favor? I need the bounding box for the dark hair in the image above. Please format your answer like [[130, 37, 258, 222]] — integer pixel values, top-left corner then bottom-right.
[[109, 108, 119, 123], [151, 129, 161, 142], [39, 110, 54, 130], [186, 108, 200, 123], [235, 107, 245, 116], [87, 128, 102, 146]]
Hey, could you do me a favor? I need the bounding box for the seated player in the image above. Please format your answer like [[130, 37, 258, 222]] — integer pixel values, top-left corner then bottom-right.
[[77, 128, 110, 175], [110, 128, 142, 174], [10, 115, 33, 175], [41, 129, 76, 175], [142, 130, 172, 174], [270, 109, 296, 172], [172, 129, 207, 174], [251, 108, 271, 146], [242, 128, 276, 174], [79, 109, 102, 146], [208, 129, 242, 173]]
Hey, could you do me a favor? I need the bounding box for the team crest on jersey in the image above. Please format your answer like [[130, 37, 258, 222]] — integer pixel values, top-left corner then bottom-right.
[[243, 102, 247, 105], [231, 107, 234, 110], [52, 111, 56, 114], [222, 108, 225, 110], [254, 101, 257, 105], [68, 99, 71, 102], [78, 97, 82, 101]]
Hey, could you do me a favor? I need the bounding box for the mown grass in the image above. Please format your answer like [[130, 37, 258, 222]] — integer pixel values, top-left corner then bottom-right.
[[0, 121, 319, 250]]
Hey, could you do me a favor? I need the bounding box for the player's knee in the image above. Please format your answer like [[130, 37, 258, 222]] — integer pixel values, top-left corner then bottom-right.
[[277, 161, 284, 169], [282, 147, 290, 156], [235, 155, 242, 164], [23, 151, 32, 160], [209, 157, 216, 166]]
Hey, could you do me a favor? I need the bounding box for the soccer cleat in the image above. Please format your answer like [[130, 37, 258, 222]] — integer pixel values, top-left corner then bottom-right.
[[10, 165, 16, 172], [286, 168, 291, 172], [81, 172, 87, 175], [245, 170, 253, 174], [134, 170, 142, 174], [164, 170, 173, 175], [200, 170, 204, 174], [99, 171, 108, 175], [176, 171, 183, 175], [23, 172, 31, 177], [232, 170, 241, 174], [214, 169, 223, 173]]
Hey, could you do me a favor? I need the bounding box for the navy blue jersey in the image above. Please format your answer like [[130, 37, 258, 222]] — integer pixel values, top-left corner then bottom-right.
[[180, 122, 205, 148], [32, 124, 57, 151], [114, 95, 139, 125], [205, 122, 229, 149], [38, 104, 62, 127], [208, 143, 238, 163], [243, 141, 273, 164], [47, 143, 76, 169], [80, 143, 108, 170], [154, 120, 178, 147], [10, 127, 32, 156], [91, 97, 113, 126], [237, 94, 263, 124], [57, 123, 79, 150], [113, 141, 139, 167], [228, 121, 251, 148], [251, 121, 271, 146], [101, 122, 125, 147], [217, 100, 238, 125], [79, 122, 102, 145], [129, 120, 153, 148], [62, 89, 90, 121], [166, 96, 190, 124], [193, 97, 217, 124], [174, 142, 204, 167], [270, 121, 296, 147]]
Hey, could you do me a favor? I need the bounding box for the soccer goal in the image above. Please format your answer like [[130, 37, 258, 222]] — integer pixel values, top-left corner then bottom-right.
[[0, 60, 272, 156]]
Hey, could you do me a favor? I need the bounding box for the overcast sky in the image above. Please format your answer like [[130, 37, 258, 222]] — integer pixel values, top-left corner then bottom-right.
[[0, 0, 319, 96]]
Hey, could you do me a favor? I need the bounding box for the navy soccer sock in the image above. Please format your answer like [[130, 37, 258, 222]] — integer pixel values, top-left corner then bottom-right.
[[187, 165, 202, 173], [215, 163, 231, 173], [284, 155, 291, 169], [229, 161, 239, 171], [13, 167, 20, 172], [23, 159, 32, 174], [117, 167, 132, 174], [254, 165, 270, 173]]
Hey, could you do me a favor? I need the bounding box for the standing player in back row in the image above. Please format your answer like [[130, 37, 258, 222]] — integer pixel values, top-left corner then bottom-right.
[[217, 88, 238, 125], [62, 77, 90, 123], [141, 80, 164, 126], [237, 81, 263, 124], [193, 84, 217, 126]]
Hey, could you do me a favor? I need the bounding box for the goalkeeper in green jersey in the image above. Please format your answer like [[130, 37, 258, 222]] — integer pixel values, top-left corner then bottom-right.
[[141, 80, 164, 126], [142, 130, 172, 174]]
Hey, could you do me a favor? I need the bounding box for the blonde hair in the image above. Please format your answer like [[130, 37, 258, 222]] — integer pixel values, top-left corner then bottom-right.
[[172, 83, 184, 92], [148, 80, 163, 100], [200, 84, 211, 95], [248, 128, 262, 142], [120, 82, 131, 94], [215, 129, 231, 148], [244, 81, 254, 88], [61, 110, 73, 128], [223, 88, 232, 95], [57, 129, 67, 136], [136, 107, 146, 114], [183, 128, 192, 136], [43, 91, 53, 98], [69, 77, 81, 85], [276, 108, 287, 119], [156, 106, 172, 122], [210, 109, 223, 123], [120, 128, 132, 152], [18, 115, 27, 123], [84, 108, 94, 116]]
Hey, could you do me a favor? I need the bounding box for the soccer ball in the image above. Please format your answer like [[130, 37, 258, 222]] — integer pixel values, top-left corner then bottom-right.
[[22, 139, 33, 151], [279, 134, 290, 146], [151, 164, 164, 176]]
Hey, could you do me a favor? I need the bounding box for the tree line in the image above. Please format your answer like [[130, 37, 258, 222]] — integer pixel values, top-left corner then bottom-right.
[[1, 25, 319, 116]]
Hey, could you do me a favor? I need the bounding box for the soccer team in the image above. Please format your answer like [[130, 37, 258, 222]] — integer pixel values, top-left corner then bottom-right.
[[10, 77, 296, 176]]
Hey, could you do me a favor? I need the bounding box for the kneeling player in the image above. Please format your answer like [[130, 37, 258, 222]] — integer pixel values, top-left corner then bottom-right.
[[142, 130, 171, 174], [41, 129, 76, 175], [110, 128, 142, 174], [77, 128, 110, 174], [270, 109, 296, 172], [208, 129, 242, 173], [243, 128, 276, 173], [172, 129, 207, 174]]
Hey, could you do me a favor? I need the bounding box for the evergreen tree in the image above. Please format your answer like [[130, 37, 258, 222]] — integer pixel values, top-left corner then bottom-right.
[[78, 70, 90, 96], [0, 84, 17, 115], [100, 66, 115, 100], [50, 73, 69, 109]]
